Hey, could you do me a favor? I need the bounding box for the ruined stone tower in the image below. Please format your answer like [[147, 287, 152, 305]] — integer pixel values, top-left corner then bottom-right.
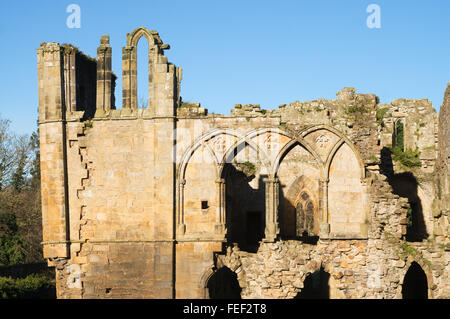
[[37, 27, 449, 299]]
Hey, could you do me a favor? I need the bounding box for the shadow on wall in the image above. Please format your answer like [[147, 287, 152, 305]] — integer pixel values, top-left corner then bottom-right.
[[207, 266, 242, 299], [224, 162, 321, 251], [294, 267, 330, 299], [380, 148, 428, 242], [224, 163, 266, 253]]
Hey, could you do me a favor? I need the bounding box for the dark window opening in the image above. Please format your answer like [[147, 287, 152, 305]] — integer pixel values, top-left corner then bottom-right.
[[79, 86, 86, 111], [402, 262, 428, 299], [223, 162, 266, 253], [246, 211, 264, 251], [207, 267, 241, 299], [201, 201, 208, 209], [295, 267, 330, 299]]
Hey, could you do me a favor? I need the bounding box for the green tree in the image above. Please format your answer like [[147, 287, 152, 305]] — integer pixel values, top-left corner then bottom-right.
[[29, 131, 40, 189], [0, 115, 43, 265], [0, 210, 25, 265], [11, 153, 26, 192]]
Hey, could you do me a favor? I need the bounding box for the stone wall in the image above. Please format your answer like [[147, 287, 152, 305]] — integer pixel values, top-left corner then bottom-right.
[[37, 27, 449, 299], [436, 84, 450, 247]]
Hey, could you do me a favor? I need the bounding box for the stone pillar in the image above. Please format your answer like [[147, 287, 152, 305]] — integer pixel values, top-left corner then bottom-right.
[[95, 35, 112, 116], [319, 178, 330, 237], [37, 43, 65, 122], [152, 54, 178, 117], [177, 179, 186, 235], [37, 43, 70, 259], [62, 47, 76, 114], [263, 177, 280, 242], [214, 178, 226, 235], [122, 45, 137, 111]]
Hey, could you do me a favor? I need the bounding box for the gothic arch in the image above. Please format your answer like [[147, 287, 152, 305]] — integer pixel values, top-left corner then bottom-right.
[[122, 26, 167, 110], [176, 128, 272, 239], [177, 128, 274, 182], [271, 137, 324, 179], [199, 264, 216, 299], [127, 26, 162, 47], [325, 130, 369, 238], [300, 125, 366, 180], [205, 266, 242, 299], [176, 129, 239, 237], [219, 136, 272, 179], [177, 128, 237, 183], [271, 125, 366, 180], [398, 259, 433, 299], [324, 139, 365, 181], [295, 266, 330, 299]]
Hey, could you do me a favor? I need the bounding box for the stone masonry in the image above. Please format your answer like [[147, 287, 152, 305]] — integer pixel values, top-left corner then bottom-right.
[[37, 27, 449, 299]]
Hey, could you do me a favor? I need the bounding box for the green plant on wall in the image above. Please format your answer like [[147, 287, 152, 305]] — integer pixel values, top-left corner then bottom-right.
[[376, 107, 389, 125], [384, 231, 431, 267], [389, 120, 422, 168], [389, 147, 421, 168], [236, 161, 256, 176], [346, 105, 367, 114], [394, 120, 404, 151], [83, 120, 93, 130]]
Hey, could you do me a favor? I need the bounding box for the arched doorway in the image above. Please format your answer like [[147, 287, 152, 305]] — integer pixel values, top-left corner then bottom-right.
[[295, 267, 330, 299], [402, 262, 428, 299], [206, 267, 242, 299]]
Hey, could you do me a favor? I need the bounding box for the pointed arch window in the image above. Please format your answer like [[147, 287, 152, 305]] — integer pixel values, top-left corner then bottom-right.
[[296, 192, 315, 237], [136, 36, 150, 109]]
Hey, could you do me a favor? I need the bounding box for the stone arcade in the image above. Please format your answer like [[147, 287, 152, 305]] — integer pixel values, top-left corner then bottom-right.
[[37, 27, 450, 299]]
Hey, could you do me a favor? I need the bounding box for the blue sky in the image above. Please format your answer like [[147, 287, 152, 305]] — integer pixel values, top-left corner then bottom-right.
[[0, 0, 449, 136]]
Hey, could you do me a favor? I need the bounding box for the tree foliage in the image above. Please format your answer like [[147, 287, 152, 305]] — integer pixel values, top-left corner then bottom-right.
[[0, 114, 43, 266], [0, 274, 55, 299]]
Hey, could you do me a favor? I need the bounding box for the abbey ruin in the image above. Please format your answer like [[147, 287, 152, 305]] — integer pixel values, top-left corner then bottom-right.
[[37, 27, 449, 299]]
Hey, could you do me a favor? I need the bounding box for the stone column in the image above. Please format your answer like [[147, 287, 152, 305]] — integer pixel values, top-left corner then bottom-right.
[[122, 45, 137, 111], [214, 178, 226, 235], [95, 35, 112, 116], [319, 178, 330, 237], [37, 43, 70, 259], [63, 47, 76, 114], [177, 179, 186, 235], [263, 177, 280, 242]]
